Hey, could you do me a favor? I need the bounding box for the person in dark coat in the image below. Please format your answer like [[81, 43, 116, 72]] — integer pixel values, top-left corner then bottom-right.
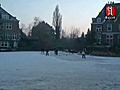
[[41, 48, 44, 54], [46, 49, 49, 56], [54, 48, 58, 55]]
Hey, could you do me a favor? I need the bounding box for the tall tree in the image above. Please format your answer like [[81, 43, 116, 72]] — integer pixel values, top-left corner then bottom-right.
[[53, 5, 62, 40]]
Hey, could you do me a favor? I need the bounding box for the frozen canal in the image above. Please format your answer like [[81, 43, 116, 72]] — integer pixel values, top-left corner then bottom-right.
[[0, 51, 120, 90]]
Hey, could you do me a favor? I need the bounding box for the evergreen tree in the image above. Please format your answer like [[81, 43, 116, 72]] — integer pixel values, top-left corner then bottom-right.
[[86, 28, 96, 45], [81, 32, 85, 38]]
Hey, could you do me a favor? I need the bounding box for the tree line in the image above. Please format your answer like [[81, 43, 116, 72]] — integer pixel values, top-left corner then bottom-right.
[[18, 5, 95, 52]]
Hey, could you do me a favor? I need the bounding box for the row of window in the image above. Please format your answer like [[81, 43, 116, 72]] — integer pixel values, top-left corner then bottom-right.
[[0, 41, 9, 47], [96, 35, 120, 44], [96, 24, 113, 32], [0, 23, 12, 30], [0, 41, 18, 47], [106, 35, 113, 46], [2, 14, 9, 19], [0, 33, 18, 40]]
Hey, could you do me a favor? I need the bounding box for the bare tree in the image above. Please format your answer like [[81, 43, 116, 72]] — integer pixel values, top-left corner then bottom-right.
[[53, 5, 62, 40], [28, 17, 41, 36], [34, 17, 40, 26], [69, 27, 80, 38], [61, 29, 66, 38], [20, 23, 27, 33], [61, 28, 70, 38], [27, 23, 34, 37]]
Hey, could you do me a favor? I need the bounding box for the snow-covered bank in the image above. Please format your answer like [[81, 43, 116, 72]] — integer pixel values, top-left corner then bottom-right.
[[0, 51, 120, 90]]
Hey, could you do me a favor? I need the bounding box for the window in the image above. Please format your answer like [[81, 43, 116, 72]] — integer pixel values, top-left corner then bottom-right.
[[97, 18, 101, 23], [96, 26, 102, 32], [12, 33, 17, 40], [119, 24, 120, 31], [97, 35, 101, 44], [118, 35, 120, 43], [106, 34, 113, 46], [2, 14, 9, 19], [0, 23, 4, 29], [5, 33, 11, 40], [0, 33, 4, 40], [13, 42, 18, 48], [6, 23, 12, 30], [107, 24, 112, 31], [0, 41, 9, 47]]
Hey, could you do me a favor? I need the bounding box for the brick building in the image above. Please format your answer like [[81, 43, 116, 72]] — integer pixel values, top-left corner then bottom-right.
[[91, 2, 120, 47], [0, 5, 20, 50]]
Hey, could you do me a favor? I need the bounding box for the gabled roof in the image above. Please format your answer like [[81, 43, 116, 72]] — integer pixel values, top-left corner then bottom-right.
[[92, 4, 106, 23], [0, 5, 19, 21], [92, 2, 120, 23]]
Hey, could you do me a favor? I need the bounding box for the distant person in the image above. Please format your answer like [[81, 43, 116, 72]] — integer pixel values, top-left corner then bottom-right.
[[46, 50, 49, 56], [81, 51, 86, 59], [41, 48, 44, 54], [54, 48, 58, 55]]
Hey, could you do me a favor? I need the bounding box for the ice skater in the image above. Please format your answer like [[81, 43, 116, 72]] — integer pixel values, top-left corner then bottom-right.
[[54, 48, 58, 55], [41, 48, 44, 54], [81, 51, 86, 59], [46, 50, 49, 56]]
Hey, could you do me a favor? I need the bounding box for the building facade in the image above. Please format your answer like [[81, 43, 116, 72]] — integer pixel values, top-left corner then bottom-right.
[[0, 5, 20, 50], [91, 2, 120, 47]]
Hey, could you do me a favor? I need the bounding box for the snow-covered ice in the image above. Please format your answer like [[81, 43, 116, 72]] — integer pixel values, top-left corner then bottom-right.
[[0, 51, 120, 90]]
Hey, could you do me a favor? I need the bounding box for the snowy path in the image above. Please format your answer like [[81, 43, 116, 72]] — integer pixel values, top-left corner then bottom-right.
[[0, 51, 120, 90]]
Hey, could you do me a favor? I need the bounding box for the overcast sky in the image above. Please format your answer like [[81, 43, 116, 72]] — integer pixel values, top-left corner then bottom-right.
[[0, 0, 119, 34]]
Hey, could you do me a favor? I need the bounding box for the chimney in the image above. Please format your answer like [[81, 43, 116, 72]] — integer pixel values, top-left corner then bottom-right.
[[92, 18, 95, 22], [110, 1, 113, 4]]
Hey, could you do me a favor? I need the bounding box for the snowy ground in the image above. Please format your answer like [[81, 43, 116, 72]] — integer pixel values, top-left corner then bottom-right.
[[0, 51, 120, 90]]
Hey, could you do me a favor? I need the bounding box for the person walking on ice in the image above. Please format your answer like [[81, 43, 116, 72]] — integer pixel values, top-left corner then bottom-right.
[[81, 51, 86, 59], [46, 49, 49, 56]]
